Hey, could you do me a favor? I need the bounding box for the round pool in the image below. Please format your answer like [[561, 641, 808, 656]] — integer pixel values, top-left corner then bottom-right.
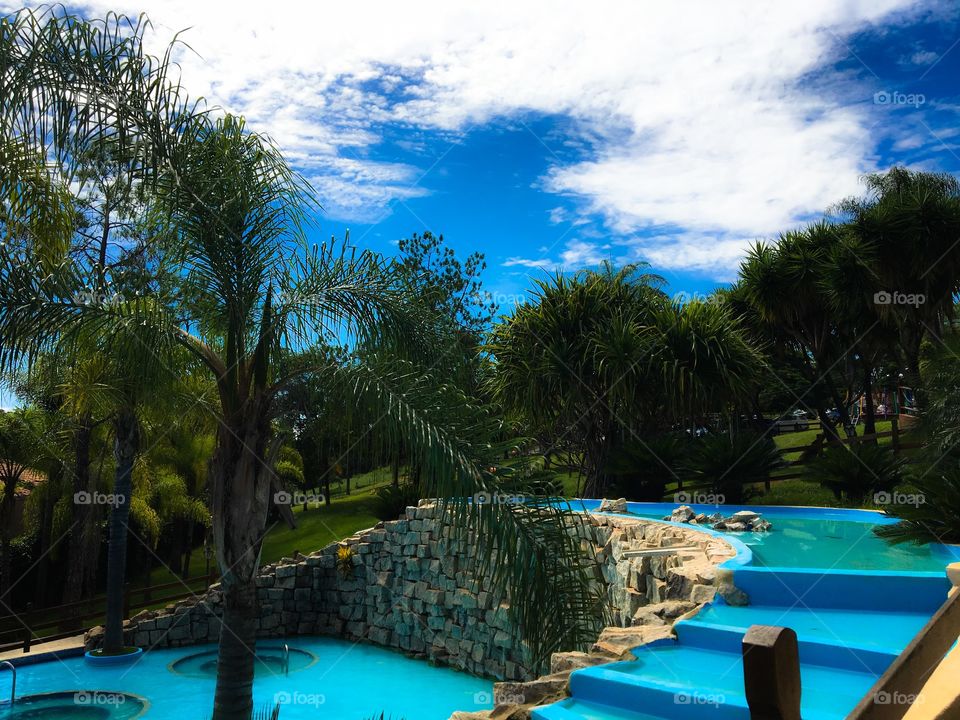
[[168, 644, 317, 678], [1, 691, 147, 719]]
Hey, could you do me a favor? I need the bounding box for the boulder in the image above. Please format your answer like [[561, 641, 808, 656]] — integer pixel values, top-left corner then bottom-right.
[[591, 625, 674, 658], [550, 651, 614, 674], [670, 505, 696, 523], [598, 498, 628, 514]]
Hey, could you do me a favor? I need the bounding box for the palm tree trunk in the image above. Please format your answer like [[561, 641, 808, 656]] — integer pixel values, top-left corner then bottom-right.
[[103, 406, 139, 653], [213, 575, 258, 719], [862, 367, 877, 439], [210, 398, 273, 720], [65, 418, 95, 605]]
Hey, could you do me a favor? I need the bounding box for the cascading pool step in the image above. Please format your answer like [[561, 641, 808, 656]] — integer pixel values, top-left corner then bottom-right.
[[552, 642, 877, 720], [674, 603, 931, 675], [530, 698, 678, 720], [729, 566, 950, 612]]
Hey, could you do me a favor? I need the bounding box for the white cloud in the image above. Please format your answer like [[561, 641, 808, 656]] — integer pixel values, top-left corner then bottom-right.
[[22, 0, 932, 275]]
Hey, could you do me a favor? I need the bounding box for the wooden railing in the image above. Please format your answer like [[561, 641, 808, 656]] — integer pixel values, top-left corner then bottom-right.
[[674, 419, 919, 493], [0, 570, 218, 655]]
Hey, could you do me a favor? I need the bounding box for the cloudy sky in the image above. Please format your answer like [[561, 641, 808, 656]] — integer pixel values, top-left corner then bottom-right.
[[4, 2, 960, 327]]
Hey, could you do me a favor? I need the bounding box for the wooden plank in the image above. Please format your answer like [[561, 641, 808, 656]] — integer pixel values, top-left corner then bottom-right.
[[848, 587, 960, 720], [743, 625, 802, 720]]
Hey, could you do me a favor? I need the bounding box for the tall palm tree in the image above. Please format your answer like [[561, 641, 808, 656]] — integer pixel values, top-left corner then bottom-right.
[[1, 10, 606, 718], [837, 167, 960, 392], [644, 299, 763, 431], [489, 263, 666, 496]]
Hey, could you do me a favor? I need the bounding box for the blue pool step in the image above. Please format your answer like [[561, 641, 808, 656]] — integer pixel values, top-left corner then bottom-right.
[[532, 698, 671, 720], [563, 642, 876, 720], [532, 566, 948, 719], [674, 603, 930, 675], [729, 566, 949, 611]]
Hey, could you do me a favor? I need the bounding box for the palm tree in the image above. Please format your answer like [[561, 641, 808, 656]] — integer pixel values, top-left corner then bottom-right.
[[644, 299, 763, 433], [837, 168, 960, 390], [738, 224, 864, 437], [488, 263, 666, 495], [1, 11, 606, 718]]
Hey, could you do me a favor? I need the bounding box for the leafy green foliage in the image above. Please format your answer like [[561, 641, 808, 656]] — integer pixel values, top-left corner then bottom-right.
[[607, 435, 685, 501], [274, 460, 305, 491], [752, 479, 846, 508], [874, 458, 960, 545], [488, 263, 666, 495], [809, 443, 903, 503], [683, 433, 783, 503], [372, 483, 421, 521]]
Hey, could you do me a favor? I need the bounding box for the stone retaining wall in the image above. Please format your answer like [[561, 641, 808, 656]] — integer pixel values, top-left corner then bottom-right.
[[88, 503, 736, 682]]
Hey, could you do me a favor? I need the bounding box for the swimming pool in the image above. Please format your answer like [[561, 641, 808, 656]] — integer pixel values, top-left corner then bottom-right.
[[6, 637, 493, 719], [534, 501, 960, 720], [576, 499, 960, 572]]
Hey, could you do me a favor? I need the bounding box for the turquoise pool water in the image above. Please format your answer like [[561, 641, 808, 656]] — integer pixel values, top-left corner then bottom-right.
[[8, 637, 493, 719], [733, 515, 960, 571], [0, 691, 147, 719], [168, 644, 317, 678], [578, 500, 960, 571], [532, 500, 960, 720]]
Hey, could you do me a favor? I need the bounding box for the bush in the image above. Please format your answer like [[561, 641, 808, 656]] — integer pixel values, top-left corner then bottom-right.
[[275, 459, 305, 489], [874, 455, 960, 545], [809, 442, 903, 503], [684, 433, 784, 504], [750, 479, 845, 507], [606, 435, 686, 501], [372, 483, 421, 521]]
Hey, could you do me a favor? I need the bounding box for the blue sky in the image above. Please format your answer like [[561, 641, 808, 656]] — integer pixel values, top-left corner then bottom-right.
[[3, 1, 960, 408]]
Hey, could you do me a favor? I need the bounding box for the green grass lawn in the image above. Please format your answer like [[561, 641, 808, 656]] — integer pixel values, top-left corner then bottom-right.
[[145, 466, 394, 587]]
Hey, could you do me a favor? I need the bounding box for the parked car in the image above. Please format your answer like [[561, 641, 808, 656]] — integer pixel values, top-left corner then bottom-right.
[[776, 413, 810, 433]]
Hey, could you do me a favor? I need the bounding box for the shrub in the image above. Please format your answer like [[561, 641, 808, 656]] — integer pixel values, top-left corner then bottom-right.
[[372, 483, 421, 521], [606, 435, 686, 501], [684, 433, 784, 504], [874, 456, 960, 545], [809, 442, 903, 503], [750, 479, 845, 507], [275, 459, 305, 490]]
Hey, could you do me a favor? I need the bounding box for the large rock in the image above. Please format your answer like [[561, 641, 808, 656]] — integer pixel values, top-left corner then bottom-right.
[[598, 498, 628, 514], [670, 505, 696, 523], [591, 625, 675, 658]]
